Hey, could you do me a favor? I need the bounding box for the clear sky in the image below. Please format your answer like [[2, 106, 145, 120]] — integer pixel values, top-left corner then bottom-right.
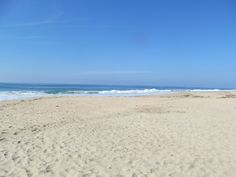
[[0, 0, 236, 87]]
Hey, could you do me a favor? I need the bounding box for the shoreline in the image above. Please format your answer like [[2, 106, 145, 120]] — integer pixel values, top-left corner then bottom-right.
[[1, 90, 236, 103]]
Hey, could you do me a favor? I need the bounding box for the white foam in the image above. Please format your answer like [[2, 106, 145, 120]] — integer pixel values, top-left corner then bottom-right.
[[0, 88, 233, 101], [0, 91, 50, 101], [0, 89, 171, 101], [188, 89, 221, 92], [98, 89, 172, 96]]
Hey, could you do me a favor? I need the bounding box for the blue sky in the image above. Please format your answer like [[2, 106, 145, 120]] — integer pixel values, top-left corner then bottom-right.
[[0, 0, 236, 87]]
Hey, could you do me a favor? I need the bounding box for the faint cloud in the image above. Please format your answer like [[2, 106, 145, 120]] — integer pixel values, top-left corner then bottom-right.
[[75, 24, 113, 29], [0, 11, 66, 27], [79, 70, 152, 75], [5, 19, 66, 27]]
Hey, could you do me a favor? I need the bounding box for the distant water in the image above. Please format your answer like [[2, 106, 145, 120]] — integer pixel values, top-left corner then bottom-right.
[[0, 83, 233, 101]]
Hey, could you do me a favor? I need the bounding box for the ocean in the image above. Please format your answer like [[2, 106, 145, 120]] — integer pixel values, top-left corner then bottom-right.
[[0, 83, 233, 101]]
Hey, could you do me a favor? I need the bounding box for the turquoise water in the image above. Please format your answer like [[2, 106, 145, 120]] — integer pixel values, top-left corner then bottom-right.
[[0, 83, 233, 101]]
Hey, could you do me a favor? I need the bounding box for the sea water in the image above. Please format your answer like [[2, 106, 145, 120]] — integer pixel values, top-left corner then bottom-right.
[[0, 83, 233, 101]]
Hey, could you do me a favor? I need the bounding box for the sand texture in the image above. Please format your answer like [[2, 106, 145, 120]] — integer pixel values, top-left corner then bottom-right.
[[0, 92, 236, 177]]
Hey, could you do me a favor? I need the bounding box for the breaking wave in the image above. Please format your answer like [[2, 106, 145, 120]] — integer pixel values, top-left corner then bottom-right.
[[0, 88, 233, 101]]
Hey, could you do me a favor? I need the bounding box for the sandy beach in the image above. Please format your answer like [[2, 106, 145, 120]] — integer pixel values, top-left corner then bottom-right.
[[0, 92, 236, 177]]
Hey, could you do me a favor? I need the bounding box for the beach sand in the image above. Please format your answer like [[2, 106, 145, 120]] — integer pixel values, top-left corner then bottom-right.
[[0, 92, 236, 177]]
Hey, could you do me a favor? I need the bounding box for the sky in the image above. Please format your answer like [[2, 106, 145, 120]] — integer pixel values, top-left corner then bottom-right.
[[0, 0, 236, 88]]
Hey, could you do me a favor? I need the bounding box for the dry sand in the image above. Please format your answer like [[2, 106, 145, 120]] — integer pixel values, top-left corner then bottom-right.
[[0, 92, 236, 177]]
